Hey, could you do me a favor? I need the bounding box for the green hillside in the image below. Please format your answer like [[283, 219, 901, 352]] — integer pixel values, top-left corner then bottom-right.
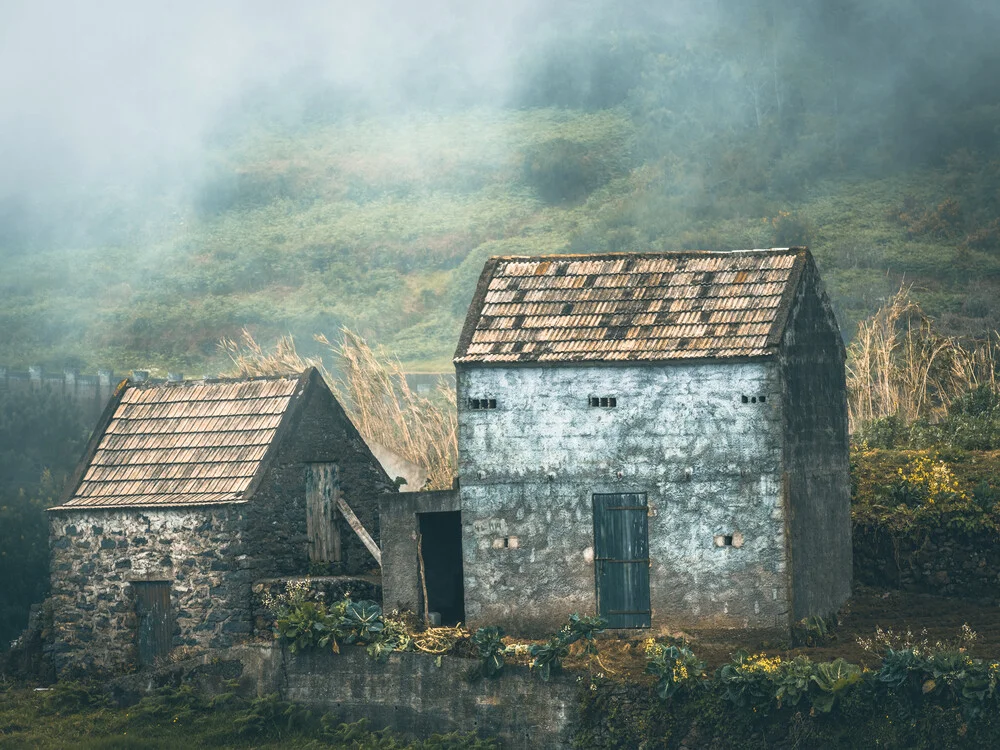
[[2, 2, 1000, 374], [3, 106, 999, 375]]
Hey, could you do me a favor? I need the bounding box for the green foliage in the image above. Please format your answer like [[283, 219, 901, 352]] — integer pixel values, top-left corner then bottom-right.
[[851, 448, 1000, 538], [719, 651, 863, 716], [342, 600, 386, 644], [810, 659, 864, 714], [40, 681, 110, 715], [530, 613, 607, 681], [792, 615, 833, 647], [469, 626, 506, 679], [643, 640, 706, 699], [858, 387, 1000, 452], [0, 387, 90, 647]]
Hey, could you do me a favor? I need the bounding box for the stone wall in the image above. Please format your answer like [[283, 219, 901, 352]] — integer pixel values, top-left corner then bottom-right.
[[247, 377, 395, 578], [854, 525, 1000, 602], [456, 361, 790, 635], [48, 505, 250, 675], [779, 258, 852, 620], [285, 648, 577, 748]]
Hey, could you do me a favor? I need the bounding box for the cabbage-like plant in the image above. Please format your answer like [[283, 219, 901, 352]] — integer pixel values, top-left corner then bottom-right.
[[644, 641, 706, 699], [810, 658, 863, 713], [341, 600, 385, 644], [470, 626, 507, 679]]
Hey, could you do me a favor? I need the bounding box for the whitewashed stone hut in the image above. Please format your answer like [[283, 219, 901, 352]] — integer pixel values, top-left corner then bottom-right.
[[48, 369, 391, 675], [446, 248, 850, 636]]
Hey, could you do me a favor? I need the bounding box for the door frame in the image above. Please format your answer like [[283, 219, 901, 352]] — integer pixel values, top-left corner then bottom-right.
[[592, 492, 651, 628]]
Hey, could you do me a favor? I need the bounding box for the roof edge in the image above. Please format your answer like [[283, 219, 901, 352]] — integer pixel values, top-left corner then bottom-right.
[[55, 377, 130, 508], [485, 247, 802, 263], [48, 499, 249, 513], [765, 247, 811, 349], [454, 256, 501, 363], [239, 367, 318, 501], [454, 352, 779, 369]]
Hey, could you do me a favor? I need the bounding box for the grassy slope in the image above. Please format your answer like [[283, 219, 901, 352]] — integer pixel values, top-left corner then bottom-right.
[[0, 685, 491, 749], [2, 108, 997, 374]]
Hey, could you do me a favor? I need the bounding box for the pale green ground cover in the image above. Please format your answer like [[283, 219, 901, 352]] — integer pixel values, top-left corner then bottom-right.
[[1, 107, 994, 374]]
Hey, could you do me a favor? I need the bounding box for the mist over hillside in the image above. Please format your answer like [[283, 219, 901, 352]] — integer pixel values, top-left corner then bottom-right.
[[1, 0, 999, 372]]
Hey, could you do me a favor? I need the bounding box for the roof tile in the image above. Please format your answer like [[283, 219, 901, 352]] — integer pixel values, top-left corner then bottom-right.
[[55, 375, 303, 509], [455, 249, 806, 364]]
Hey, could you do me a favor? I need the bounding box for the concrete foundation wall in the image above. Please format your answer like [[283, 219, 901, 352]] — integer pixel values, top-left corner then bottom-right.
[[114, 644, 577, 749], [457, 362, 790, 635]]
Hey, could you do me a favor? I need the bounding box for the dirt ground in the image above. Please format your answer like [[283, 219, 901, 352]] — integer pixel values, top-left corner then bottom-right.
[[543, 586, 1000, 680]]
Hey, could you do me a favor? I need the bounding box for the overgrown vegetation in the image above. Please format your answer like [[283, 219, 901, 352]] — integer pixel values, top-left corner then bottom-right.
[[575, 625, 1000, 749], [0, 388, 90, 647], [223, 327, 456, 489], [0, 680, 496, 749]]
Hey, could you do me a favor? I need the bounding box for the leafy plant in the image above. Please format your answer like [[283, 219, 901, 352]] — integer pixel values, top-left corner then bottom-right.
[[342, 600, 386, 644], [529, 614, 607, 681], [529, 637, 571, 682], [469, 626, 506, 679], [644, 640, 706, 699]]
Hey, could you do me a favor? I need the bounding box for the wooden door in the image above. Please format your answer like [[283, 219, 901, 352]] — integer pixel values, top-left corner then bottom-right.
[[593, 493, 651, 628], [134, 581, 173, 666], [306, 463, 341, 563]]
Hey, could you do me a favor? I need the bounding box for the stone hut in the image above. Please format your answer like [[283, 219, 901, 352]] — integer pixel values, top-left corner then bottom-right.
[[47, 368, 392, 675], [383, 248, 851, 637]]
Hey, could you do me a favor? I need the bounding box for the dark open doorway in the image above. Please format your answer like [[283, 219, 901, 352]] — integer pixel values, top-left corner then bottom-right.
[[417, 511, 465, 626]]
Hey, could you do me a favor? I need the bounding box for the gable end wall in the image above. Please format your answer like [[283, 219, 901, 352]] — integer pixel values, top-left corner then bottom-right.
[[780, 259, 852, 620], [245, 380, 395, 577]]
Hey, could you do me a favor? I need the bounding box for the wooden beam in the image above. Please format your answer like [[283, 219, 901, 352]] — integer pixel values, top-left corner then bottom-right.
[[336, 496, 382, 567]]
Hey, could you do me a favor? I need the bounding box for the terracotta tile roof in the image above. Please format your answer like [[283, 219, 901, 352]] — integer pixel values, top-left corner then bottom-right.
[[454, 249, 809, 364], [53, 375, 307, 509]]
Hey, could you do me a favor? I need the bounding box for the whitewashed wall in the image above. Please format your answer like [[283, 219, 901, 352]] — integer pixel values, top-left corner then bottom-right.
[[457, 361, 790, 635]]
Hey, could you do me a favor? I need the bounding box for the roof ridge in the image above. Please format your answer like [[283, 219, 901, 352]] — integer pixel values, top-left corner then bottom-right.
[[126, 371, 307, 389], [493, 248, 804, 262]]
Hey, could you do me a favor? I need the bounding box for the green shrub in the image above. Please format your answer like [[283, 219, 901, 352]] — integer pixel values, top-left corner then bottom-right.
[[530, 613, 607, 681], [522, 138, 630, 204], [469, 626, 506, 680], [644, 640, 706, 699]]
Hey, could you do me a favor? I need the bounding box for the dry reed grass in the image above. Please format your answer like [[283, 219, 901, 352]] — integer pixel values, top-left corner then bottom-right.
[[846, 288, 999, 431], [221, 329, 457, 490]]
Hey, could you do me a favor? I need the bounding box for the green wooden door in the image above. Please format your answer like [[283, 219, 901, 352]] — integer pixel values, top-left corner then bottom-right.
[[134, 581, 173, 667], [593, 493, 651, 628]]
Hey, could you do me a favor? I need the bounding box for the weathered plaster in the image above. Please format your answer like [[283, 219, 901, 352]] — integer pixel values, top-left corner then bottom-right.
[[457, 361, 790, 635]]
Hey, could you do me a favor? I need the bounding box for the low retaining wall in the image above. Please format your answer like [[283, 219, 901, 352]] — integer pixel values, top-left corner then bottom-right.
[[113, 643, 579, 748], [853, 525, 1000, 603]]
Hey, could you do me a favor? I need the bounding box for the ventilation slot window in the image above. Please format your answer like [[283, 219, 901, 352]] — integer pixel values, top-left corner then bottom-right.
[[741, 395, 767, 404], [589, 396, 617, 408], [469, 397, 497, 410]]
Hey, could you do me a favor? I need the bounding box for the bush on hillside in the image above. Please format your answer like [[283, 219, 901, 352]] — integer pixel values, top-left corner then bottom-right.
[[522, 137, 631, 204]]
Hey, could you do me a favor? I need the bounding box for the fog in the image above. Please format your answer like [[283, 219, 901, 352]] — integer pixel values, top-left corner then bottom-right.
[[3, 0, 997, 205], [1, 0, 999, 368]]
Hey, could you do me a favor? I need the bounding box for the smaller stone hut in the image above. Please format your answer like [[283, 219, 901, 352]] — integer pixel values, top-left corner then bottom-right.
[[47, 368, 392, 675]]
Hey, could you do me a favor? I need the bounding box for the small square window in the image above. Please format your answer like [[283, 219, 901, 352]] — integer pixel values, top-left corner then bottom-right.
[[741, 395, 749, 403], [724, 534, 734, 546], [759, 395, 766, 403]]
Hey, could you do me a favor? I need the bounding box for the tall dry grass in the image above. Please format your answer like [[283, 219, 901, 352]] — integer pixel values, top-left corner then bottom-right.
[[221, 329, 457, 490], [846, 288, 999, 431]]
